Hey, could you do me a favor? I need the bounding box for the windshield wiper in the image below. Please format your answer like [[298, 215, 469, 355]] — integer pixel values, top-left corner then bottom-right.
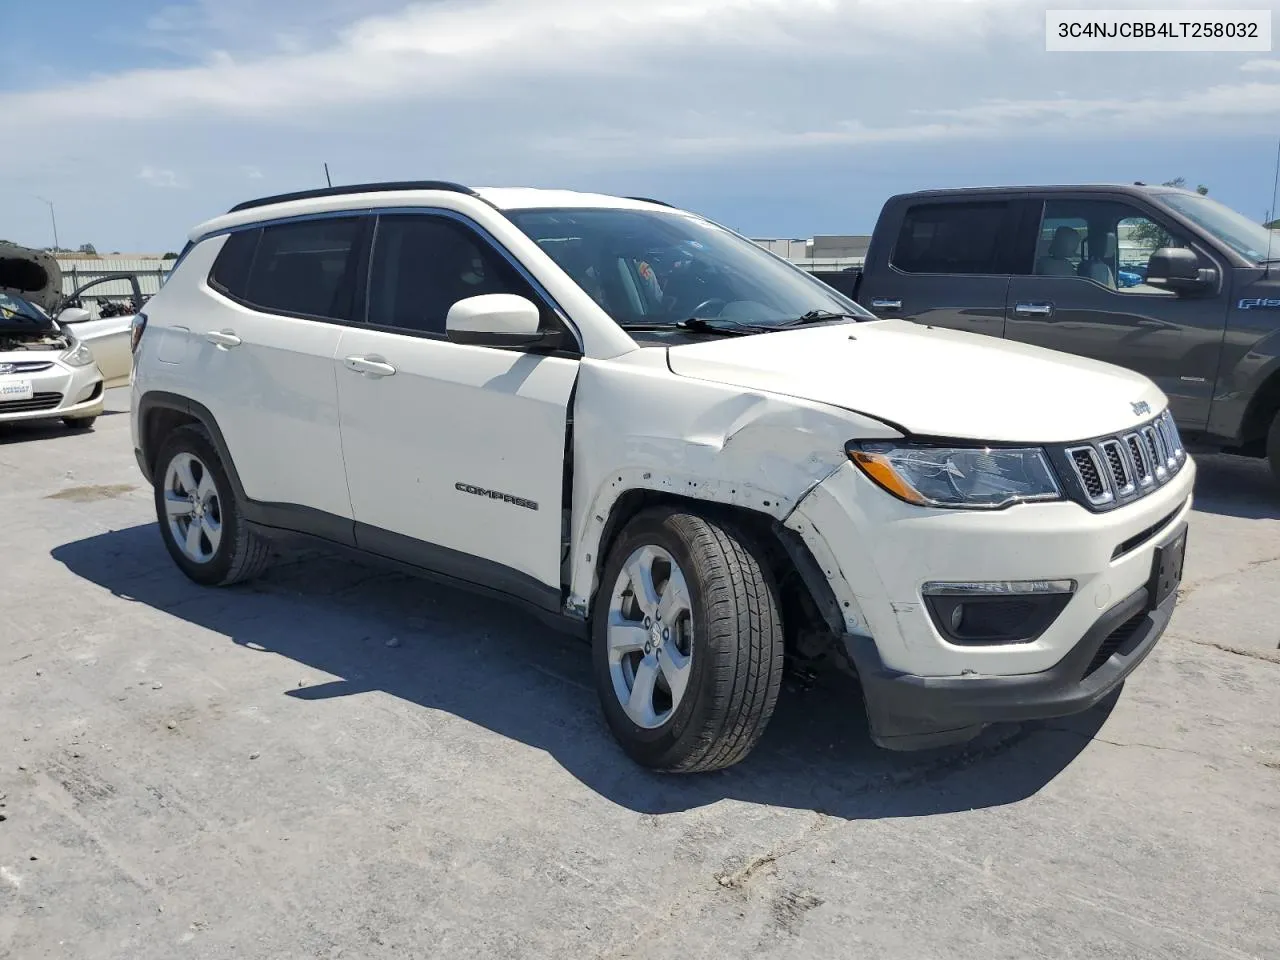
[[774, 310, 865, 328], [617, 318, 762, 336], [675, 317, 771, 335]]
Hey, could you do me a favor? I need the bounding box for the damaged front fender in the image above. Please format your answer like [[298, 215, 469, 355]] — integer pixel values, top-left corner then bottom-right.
[[566, 352, 901, 616]]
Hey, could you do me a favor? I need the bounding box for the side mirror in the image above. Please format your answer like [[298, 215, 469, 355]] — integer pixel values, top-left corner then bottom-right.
[[1146, 247, 1216, 292], [57, 307, 92, 324], [445, 294, 563, 349]]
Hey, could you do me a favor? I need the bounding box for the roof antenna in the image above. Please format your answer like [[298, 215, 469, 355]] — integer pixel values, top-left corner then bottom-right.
[[324, 162, 333, 188], [1266, 138, 1280, 277]]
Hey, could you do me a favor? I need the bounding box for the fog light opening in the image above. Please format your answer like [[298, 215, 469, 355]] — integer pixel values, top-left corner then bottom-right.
[[922, 580, 1076, 646]]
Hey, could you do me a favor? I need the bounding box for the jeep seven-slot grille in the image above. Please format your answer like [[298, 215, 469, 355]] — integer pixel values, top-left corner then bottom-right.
[[1062, 409, 1186, 511], [1069, 448, 1110, 503]]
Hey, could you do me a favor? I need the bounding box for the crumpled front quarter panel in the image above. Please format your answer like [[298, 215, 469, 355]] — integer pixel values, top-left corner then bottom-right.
[[566, 350, 900, 614]]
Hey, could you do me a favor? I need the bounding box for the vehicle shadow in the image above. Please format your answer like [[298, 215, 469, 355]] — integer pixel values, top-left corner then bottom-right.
[[1190, 453, 1280, 520], [52, 523, 1114, 821], [0, 412, 126, 445]]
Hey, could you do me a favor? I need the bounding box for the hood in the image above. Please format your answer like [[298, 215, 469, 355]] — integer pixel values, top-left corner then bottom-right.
[[664, 319, 1167, 444], [0, 242, 62, 313]]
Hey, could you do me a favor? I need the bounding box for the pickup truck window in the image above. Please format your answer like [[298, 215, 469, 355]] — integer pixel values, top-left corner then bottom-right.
[[507, 207, 869, 330], [1157, 191, 1273, 263], [1033, 200, 1186, 294], [891, 202, 1009, 275]]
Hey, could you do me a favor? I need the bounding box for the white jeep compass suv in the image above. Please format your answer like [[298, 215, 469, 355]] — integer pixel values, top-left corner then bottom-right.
[[129, 181, 1194, 772]]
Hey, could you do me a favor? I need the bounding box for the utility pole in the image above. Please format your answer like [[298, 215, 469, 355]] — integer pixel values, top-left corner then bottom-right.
[[34, 196, 59, 251]]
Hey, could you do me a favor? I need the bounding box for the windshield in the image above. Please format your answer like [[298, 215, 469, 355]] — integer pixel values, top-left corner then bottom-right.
[[506, 207, 872, 330], [0, 292, 49, 324], [1157, 191, 1275, 263]]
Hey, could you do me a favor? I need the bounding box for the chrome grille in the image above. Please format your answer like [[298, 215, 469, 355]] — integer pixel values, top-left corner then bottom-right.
[[1099, 439, 1135, 497], [0, 360, 54, 373], [1061, 409, 1188, 511], [1068, 446, 1113, 506], [1124, 433, 1153, 487]]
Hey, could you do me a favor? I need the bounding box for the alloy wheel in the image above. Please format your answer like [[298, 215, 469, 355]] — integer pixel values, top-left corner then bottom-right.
[[606, 544, 695, 729], [162, 451, 223, 564]]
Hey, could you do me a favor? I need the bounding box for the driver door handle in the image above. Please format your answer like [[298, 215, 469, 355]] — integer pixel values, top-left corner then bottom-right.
[[205, 330, 242, 349], [344, 355, 397, 378], [1014, 301, 1055, 318], [871, 298, 902, 311]]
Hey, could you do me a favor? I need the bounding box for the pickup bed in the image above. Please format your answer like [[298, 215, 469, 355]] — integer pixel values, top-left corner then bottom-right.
[[846, 184, 1280, 481]]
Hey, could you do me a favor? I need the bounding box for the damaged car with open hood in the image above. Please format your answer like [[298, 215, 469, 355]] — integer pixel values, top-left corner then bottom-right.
[[0, 242, 108, 428]]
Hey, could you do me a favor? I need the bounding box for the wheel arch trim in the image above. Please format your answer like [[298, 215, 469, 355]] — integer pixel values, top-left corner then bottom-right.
[[569, 477, 852, 639], [136, 391, 248, 503]]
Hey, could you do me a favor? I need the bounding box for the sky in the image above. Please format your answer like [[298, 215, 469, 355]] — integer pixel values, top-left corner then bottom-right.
[[2, 0, 1279, 252]]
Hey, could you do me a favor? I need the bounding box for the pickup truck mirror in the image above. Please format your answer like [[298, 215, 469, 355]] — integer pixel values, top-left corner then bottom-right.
[[446, 293, 559, 349], [57, 306, 92, 324], [1146, 247, 1216, 292]]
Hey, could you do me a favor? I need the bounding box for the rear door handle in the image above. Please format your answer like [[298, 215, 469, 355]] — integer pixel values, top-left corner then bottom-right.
[[344, 355, 397, 378], [870, 298, 902, 311], [204, 330, 242, 349], [1013, 302, 1055, 318]]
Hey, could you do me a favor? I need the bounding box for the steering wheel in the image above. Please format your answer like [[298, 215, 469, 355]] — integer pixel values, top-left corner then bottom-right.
[[690, 298, 727, 319]]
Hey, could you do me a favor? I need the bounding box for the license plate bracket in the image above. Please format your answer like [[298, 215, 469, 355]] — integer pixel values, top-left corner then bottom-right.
[[0, 378, 33, 402], [1148, 524, 1188, 611]]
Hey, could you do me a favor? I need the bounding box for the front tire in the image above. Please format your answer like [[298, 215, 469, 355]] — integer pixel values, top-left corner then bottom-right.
[[1267, 410, 1280, 486], [153, 424, 270, 587], [591, 507, 785, 773]]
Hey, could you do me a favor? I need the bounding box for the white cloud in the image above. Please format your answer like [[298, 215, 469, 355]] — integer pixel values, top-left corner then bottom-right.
[[0, 0, 1033, 125], [2, 0, 1276, 247], [138, 166, 185, 188]]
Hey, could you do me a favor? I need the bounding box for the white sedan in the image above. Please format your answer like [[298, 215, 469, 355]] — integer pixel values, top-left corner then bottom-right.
[[53, 274, 143, 388], [1, 243, 136, 390]]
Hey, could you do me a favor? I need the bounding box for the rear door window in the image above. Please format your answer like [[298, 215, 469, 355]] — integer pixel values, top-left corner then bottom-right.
[[891, 202, 1014, 275], [208, 217, 364, 321]]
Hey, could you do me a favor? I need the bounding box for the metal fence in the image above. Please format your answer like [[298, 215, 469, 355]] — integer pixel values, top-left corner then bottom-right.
[[55, 258, 174, 318]]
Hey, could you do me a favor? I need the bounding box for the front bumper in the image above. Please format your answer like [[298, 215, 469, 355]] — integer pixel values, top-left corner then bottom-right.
[[786, 457, 1194, 677], [0, 357, 104, 422], [846, 572, 1178, 750]]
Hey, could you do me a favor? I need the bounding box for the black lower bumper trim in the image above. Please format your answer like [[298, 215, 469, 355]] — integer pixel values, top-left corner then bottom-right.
[[845, 580, 1177, 752]]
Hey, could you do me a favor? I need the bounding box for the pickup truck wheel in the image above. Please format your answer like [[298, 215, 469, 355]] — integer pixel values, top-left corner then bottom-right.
[[153, 425, 271, 587], [592, 508, 785, 773], [1268, 410, 1280, 485]]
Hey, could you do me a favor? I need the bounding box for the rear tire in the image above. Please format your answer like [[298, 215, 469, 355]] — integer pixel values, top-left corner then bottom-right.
[[153, 424, 271, 587], [1268, 410, 1280, 486], [1259, 414, 1280, 488], [64, 416, 96, 429], [591, 507, 785, 773]]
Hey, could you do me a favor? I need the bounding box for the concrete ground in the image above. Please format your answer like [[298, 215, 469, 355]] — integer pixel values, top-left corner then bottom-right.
[[1, 387, 1277, 960]]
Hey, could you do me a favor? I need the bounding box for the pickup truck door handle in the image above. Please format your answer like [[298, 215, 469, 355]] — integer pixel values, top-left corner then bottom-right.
[[204, 330, 242, 349], [1013, 302, 1055, 318], [344, 355, 397, 378], [870, 298, 902, 311]]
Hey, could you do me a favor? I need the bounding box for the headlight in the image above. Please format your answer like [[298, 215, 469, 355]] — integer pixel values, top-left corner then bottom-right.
[[847, 441, 1062, 509], [63, 340, 96, 367]]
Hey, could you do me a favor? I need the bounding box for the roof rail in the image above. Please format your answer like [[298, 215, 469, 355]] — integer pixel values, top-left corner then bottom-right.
[[625, 196, 675, 208], [227, 180, 478, 214]]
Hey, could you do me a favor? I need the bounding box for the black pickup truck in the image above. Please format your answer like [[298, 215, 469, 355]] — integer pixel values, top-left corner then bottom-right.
[[845, 184, 1280, 483]]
